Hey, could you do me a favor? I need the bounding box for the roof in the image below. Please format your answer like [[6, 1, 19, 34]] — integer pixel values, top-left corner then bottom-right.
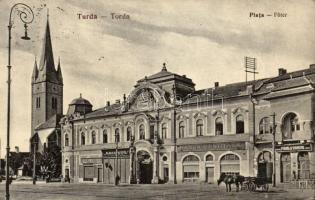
[[137, 64, 195, 86], [70, 96, 92, 106], [84, 103, 122, 118], [35, 114, 63, 130]]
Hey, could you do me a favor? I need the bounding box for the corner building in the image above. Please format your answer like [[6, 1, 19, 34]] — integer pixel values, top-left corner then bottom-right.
[[61, 64, 315, 184]]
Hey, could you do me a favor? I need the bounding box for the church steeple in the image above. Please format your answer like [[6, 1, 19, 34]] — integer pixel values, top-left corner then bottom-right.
[[32, 58, 38, 83], [31, 10, 63, 137], [57, 57, 63, 83], [37, 14, 59, 83]]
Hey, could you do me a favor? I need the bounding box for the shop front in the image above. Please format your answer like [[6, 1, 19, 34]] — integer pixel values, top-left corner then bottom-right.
[[176, 141, 249, 183], [102, 148, 131, 184], [276, 142, 313, 183]]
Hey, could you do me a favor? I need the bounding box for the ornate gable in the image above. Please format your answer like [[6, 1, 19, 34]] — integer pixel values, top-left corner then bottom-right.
[[126, 82, 172, 112]]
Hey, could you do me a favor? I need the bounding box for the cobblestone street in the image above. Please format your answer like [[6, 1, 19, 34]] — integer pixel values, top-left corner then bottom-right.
[[0, 183, 314, 200]]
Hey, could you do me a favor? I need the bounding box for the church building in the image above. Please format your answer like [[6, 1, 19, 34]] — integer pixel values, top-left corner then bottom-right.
[[30, 16, 63, 155]]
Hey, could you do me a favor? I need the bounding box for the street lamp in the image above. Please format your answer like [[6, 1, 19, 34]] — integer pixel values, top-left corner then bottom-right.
[[114, 130, 119, 186], [6, 3, 34, 200]]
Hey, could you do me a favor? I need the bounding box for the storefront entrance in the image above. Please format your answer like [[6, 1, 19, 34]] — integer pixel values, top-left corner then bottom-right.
[[281, 153, 291, 182], [206, 167, 214, 183], [257, 151, 273, 183], [137, 150, 153, 184]]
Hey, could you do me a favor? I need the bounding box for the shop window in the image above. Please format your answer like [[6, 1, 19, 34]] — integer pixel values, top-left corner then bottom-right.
[[161, 123, 167, 139], [215, 117, 223, 135], [65, 134, 69, 146], [236, 115, 244, 134], [183, 155, 200, 181], [220, 153, 240, 176], [115, 128, 120, 143], [205, 154, 214, 161], [196, 119, 203, 136], [282, 113, 300, 139], [103, 130, 108, 143], [139, 124, 145, 140], [81, 133, 85, 145], [126, 127, 132, 141], [91, 131, 96, 144], [179, 121, 185, 138], [259, 117, 273, 134]]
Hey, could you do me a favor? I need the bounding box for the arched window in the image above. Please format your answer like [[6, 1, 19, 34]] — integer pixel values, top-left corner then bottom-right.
[[215, 117, 223, 135], [161, 123, 167, 139], [81, 133, 85, 145], [282, 113, 300, 139], [259, 117, 273, 134], [115, 128, 120, 143], [65, 134, 69, 146], [183, 155, 200, 181], [126, 127, 132, 141], [103, 130, 108, 143], [196, 119, 203, 136], [139, 124, 145, 140], [220, 154, 240, 176], [179, 121, 185, 138], [91, 131, 96, 144], [236, 115, 244, 134], [205, 154, 214, 161]]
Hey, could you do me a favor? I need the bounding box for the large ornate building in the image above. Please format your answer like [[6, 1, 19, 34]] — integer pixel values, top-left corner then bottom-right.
[[61, 63, 315, 184]]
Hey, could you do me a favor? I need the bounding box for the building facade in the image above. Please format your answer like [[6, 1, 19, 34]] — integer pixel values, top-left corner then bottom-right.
[[61, 64, 315, 184]]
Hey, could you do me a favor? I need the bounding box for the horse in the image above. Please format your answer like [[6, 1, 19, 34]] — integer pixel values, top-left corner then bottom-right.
[[217, 173, 245, 192]]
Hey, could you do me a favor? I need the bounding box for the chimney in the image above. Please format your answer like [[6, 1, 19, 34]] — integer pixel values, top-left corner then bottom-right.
[[278, 68, 287, 76], [15, 146, 19, 153], [106, 101, 110, 107], [310, 64, 315, 69], [182, 75, 186, 78], [214, 82, 219, 88]]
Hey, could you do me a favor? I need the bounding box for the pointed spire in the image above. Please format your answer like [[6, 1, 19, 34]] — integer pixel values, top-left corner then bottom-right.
[[39, 11, 55, 74], [57, 56, 63, 83], [32, 57, 38, 82]]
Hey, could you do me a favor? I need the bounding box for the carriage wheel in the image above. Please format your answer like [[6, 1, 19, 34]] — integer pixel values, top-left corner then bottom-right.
[[262, 184, 269, 192], [249, 182, 256, 192], [243, 183, 249, 191]]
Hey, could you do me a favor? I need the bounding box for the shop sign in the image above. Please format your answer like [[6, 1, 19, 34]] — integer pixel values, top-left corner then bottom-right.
[[103, 148, 130, 158], [81, 158, 102, 164], [276, 144, 312, 152], [177, 142, 246, 152]]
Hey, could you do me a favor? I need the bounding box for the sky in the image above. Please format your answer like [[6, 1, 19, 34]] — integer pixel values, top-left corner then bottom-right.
[[0, 0, 314, 156]]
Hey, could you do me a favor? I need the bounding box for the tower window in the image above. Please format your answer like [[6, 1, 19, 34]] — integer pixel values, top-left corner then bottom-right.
[[36, 97, 41, 108], [52, 97, 57, 109]]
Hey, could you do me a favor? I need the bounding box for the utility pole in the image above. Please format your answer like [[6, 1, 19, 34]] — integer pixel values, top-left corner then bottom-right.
[[271, 112, 277, 187], [33, 142, 36, 185]]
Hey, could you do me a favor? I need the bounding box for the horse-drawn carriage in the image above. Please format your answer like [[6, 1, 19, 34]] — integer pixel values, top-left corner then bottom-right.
[[242, 176, 269, 192]]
